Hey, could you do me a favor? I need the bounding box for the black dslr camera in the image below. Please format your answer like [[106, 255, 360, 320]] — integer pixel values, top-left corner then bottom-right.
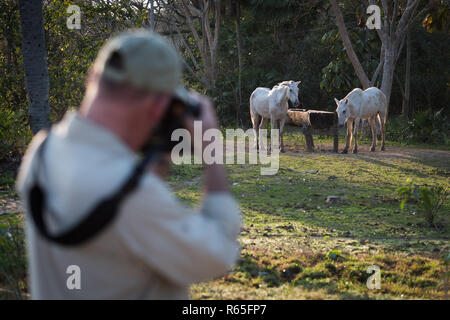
[[142, 87, 202, 153]]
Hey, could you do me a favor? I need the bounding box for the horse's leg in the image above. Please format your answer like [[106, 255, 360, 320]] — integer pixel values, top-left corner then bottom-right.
[[342, 119, 353, 154], [270, 116, 278, 153], [250, 108, 260, 150], [279, 118, 286, 153], [378, 113, 386, 151], [369, 116, 377, 152], [259, 117, 268, 151], [352, 117, 360, 154]]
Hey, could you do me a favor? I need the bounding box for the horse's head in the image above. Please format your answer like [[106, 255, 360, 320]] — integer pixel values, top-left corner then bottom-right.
[[278, 80, 301, 108], [334, 97, 351, 127]]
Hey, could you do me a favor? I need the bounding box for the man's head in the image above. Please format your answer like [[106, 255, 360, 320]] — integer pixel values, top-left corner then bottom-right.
[[80, 30, 183, 151]]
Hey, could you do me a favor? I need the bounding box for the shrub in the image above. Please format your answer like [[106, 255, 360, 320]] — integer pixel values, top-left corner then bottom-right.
[[386, 109, 449, 145], [0, 107, 31, 161], [325, 249, 343, 262], [0, 215, 27, 299], [396, 179, 448, 226]]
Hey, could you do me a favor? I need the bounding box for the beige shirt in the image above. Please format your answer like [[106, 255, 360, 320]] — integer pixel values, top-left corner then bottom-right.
[[16, 111, 241, 299]]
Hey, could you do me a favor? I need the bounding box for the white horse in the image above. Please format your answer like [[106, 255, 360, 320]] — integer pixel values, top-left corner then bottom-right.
[[278, 80, 302, 108], [334, 87, 387, 154], [250, 81, 301, 152]]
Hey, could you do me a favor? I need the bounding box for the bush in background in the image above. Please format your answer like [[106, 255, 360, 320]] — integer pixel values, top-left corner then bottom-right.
[[386, 108, 449, 146], [0, 215, 27, 299]]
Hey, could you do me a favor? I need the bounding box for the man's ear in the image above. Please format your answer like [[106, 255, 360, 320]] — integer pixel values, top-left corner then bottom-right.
[[147, 94, 171, 123]]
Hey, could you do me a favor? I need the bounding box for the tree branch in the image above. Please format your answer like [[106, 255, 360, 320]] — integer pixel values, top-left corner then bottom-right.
[[396, 0, 421, 40], [330, 0, 370, 89], [390, 0, 399, 37], [370, 43, 384, 86], [179, 0, 205, 57]]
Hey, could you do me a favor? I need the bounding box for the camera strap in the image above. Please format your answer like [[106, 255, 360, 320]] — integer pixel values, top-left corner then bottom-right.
[[28, 129, 158, 246]]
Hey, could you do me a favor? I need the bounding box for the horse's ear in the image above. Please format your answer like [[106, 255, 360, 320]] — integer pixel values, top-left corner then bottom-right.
[[334, 98, 339, 105], [295, 81, 301, 87]]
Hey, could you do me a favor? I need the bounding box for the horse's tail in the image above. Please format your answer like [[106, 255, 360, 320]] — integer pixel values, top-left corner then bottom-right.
[[249, 92, 257, 127], [378, 90, 387, 126], [250, 104, 254, 124], [376, 100, 387, 125], [376, 111, 386, 135]]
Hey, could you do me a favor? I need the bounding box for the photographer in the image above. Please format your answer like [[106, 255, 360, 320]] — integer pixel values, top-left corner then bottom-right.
[[16, 31, 241, 299]]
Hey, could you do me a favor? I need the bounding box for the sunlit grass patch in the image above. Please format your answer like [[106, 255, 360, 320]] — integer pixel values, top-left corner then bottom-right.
[[185, 130, 449, 299]]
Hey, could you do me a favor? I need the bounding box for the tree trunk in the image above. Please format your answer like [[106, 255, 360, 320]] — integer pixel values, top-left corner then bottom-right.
[[235, 1, 242, 127], [329, 0, 370, 89], [18, 0, 50, 134], [328, 0, 428, 123], [380, 46, 396, 117], [402, 30, 411, 120], [177, 0, 221, 90], [150, 0, 155, 31]]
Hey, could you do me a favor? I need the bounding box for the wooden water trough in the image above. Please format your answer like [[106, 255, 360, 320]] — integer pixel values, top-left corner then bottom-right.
[[287, 109, 338, 152]]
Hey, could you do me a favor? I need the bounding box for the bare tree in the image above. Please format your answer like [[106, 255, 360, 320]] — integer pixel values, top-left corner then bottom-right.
[[18, 0, 50, 134], [157, 0, 223, 90], [150, 0, 156, 30], [330, 0, 430, 117], [329, 0, 371, 89]]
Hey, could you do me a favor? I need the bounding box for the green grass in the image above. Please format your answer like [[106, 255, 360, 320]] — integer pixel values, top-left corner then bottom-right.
[[170, 128, 450, 299], [0, 128, 449, 299]]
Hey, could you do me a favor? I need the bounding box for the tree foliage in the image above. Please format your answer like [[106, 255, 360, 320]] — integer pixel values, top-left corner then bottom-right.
[[0, 0, 449, 160]]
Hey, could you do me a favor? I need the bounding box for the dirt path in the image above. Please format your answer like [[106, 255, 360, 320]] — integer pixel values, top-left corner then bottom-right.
[[1, 144, 448, 216], [283, 141, 450, 159], [0, 197, 22, 216]]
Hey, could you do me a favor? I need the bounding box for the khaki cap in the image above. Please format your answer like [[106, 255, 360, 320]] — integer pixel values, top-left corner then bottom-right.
[[93, 30, 182, 94]]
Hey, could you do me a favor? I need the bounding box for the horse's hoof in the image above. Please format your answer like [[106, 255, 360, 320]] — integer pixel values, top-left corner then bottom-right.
[[342, 149, 348, 154], [370, 147, 375, 152], [381, 146, 385, 151], [352, 149, 358, 154], [280, 149, 286, 153]]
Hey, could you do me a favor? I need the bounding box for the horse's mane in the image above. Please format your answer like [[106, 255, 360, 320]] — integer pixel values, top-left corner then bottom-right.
[[278, 80, 294, 86], [270, 85, 289, 105]]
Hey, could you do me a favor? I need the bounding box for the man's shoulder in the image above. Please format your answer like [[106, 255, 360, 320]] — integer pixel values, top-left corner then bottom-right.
[[16, 130, 49, 194]]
